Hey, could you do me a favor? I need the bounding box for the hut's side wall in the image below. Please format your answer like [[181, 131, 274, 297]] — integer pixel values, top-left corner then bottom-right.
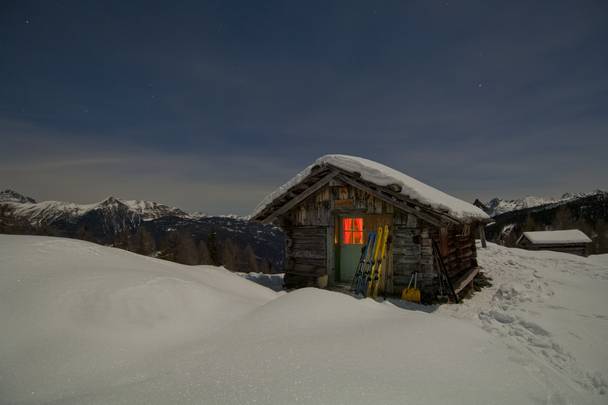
[[431, 227, 478, 277], [391, 222, 479, 297]]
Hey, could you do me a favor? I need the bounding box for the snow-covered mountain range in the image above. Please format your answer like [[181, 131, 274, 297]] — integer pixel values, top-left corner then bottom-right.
[[0, 190, 193, 225], [0, 190, 284, 272], [475, 190, 605, 217]]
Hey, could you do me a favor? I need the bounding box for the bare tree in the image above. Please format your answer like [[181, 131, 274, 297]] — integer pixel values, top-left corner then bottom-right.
[[554, 206, 572, 229], [207, 231, 219, 265], [139, 228, 156, 255], [523, 215, 537, 232], [198, 240, 212, 265], [259, 258, 272, 274], [221, 239, 239, 271], [176, 230, 198, 265], [244, 244, 258, 273]]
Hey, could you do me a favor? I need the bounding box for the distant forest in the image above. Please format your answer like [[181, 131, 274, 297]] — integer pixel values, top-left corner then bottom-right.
[[115, 226, 273, 273]]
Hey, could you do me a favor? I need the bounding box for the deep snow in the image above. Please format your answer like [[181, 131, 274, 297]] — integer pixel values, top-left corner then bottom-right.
[[0, 235, 606, 404], [440, 243, 608, 401]]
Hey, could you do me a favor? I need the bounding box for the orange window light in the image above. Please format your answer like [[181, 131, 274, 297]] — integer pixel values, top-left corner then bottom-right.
[[343, 230, 353, 244], [342, 217, 364, 245]]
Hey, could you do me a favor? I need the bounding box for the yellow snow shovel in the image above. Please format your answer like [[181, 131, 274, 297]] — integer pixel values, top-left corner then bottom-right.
[[401, 272, 421, 303]]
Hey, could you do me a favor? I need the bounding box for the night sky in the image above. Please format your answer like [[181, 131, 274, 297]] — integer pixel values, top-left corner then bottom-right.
[[1, 1, 607, 214]]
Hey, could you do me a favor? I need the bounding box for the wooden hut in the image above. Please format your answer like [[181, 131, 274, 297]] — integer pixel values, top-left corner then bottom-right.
[[516, 230, 591, 256], [252, 155, 490, 301]]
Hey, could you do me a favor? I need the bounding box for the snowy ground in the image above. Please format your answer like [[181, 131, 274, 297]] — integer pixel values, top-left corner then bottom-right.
[[1, 235, 606, 404], [440, 243, 608, 402]]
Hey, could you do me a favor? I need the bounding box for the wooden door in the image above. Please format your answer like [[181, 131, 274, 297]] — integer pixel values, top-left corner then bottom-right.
[[338, 215, 364, 282]]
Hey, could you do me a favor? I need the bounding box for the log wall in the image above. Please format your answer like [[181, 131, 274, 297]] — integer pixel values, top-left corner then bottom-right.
[[390, 223, 436, 296], [519, 240, 587, 256], [431, 226, 478, 278], [285, 184, 399, 227], [278, 181, 480, 297], [281, 183, 402, 289], [283, 226, 327, 288]]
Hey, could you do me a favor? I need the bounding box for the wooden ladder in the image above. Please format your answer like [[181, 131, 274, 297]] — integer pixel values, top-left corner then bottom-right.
[[432, 241, 459, 303]]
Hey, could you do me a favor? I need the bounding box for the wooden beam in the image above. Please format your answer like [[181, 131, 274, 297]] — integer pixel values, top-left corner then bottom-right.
[[452, 266, 480, 295], [326, 224, 335, 287], [335, 174, 445, 227], [259, 170, 339, 224], [432, 241, 459, 303], [479, 224, 487, 248]]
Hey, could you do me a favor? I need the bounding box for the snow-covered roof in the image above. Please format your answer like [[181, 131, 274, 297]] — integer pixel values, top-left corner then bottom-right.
[[522, 230, 592, 245], [253, 154, 489, 222]]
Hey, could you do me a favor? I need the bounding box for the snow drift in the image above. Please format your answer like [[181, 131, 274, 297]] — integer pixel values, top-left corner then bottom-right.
[[1, 235, 607, 404], [0, 235, 276, 404]]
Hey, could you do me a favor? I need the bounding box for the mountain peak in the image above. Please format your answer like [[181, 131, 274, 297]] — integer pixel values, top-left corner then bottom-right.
[[99, 196, 122, 205], [0, 189, 36, 204]]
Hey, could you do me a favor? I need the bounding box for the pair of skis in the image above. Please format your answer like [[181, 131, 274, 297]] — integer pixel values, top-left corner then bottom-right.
[[351, 231, 375, 293], [352, 225, 390, 298]]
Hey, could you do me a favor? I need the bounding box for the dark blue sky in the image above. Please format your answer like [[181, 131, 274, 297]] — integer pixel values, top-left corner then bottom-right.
[[1, 0, 607, 214]]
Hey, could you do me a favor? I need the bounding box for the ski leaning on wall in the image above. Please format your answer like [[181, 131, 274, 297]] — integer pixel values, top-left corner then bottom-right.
[[352, 231, 376, 292], [356, 227, 382, 295], [364, 226, 384, 297], [371, 225, 391, 298]]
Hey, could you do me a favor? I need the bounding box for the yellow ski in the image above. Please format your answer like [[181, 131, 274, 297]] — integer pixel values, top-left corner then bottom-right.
[[372, 225, 390, 298], [365, 226, 383, 296]]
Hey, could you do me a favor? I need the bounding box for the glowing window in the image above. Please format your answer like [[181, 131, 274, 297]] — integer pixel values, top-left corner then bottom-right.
[[342, 217, 363, 245]]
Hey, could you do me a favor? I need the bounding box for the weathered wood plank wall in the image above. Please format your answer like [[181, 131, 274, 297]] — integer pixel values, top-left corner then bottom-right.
[[279, 182, 479, 296], [519, 240, 587, 256], [283, 226, 327, 288], [390, 219, 436, 295], [430, 227, 478, 278], [285, 184, 397, 227], [282, 183, 399, 288]]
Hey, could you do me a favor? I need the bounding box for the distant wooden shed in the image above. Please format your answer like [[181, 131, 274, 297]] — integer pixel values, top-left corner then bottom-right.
[[516, 230, 591, 256], [251, 155, 490, 300]]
